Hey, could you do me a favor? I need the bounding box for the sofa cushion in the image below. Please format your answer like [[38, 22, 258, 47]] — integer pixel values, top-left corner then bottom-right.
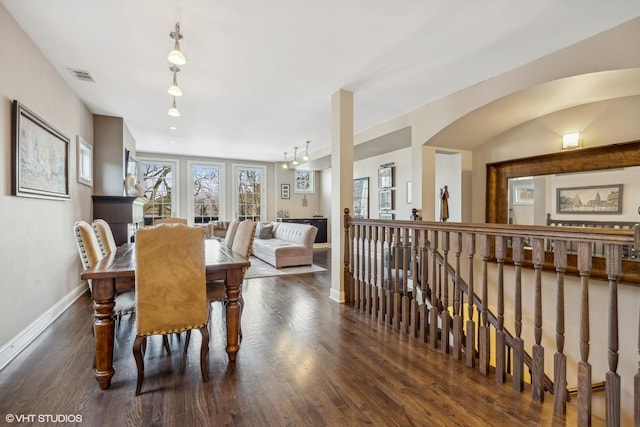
[[255, 222, 274, 239]]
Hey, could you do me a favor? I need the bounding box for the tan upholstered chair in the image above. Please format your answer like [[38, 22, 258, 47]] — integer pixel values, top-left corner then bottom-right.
[[155, 217, 187, 225], [73, 221, 136, 323], [223, 219, 241, 248], [133, 224, 209, 395], [207, 220, 256, 340], [92, 219, 118, 257]]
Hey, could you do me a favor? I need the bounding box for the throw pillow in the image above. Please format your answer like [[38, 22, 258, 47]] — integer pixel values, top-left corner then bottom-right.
[[256, 222, 273, 239]]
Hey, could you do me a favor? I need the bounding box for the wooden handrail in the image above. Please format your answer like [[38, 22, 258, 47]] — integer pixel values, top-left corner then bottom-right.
[[344, 209, 639, 425]]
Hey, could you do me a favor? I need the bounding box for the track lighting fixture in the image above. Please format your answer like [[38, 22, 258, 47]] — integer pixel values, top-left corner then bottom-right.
[[280, 142, 312, 167]]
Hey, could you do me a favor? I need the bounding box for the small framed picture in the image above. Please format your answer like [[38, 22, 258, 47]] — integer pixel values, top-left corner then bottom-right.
[[281, 183, 290, 199], [77, 136, 93, 187], [378, 166, 393, 188], [379, 213, 394, 220], [379, 189, 393, 210], [513, 184, 533, 205], [294, 170, 315, 193]]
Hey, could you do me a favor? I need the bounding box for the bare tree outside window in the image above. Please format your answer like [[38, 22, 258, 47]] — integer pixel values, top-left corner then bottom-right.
[[141, 162, 174, 224], [236, 167, 263, 221], [192, 165, 221, 223]]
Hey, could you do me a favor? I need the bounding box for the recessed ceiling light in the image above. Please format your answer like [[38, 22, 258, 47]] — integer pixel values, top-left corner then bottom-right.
[[169, 126, 177, 130], [170, 140, 176, 144]]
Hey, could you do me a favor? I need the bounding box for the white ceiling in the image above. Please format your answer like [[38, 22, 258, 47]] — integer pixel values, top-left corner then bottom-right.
[[3, 1, 640, 163]]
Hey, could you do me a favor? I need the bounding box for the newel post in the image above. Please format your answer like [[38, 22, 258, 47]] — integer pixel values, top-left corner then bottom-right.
[[343, 208, 352, 304]]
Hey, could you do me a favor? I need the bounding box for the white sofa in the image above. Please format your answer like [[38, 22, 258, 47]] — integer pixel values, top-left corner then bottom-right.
[[251, 222, 318, 268]]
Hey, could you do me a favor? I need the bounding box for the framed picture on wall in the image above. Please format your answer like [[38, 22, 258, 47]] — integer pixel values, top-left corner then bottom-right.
[[557, 184, 622, 214], [77, 136, 93, 187], [379, 189, 393, 210], [378, 166, 393, 188], [12, 100, 70, 200], [281, 183, 290, 199], [513, 184, 534, 205], [294, 170, 314, 193]]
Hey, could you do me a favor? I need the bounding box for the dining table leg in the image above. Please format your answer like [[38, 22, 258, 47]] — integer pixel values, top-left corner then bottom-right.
[[224, 268, 243, 361], [91, 278, 116, 389]]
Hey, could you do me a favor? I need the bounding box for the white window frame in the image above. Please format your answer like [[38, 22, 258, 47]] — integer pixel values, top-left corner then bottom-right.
[[138, 157, 180, 221], [187, 160, 225, 224], [232, 164, 266, 221]]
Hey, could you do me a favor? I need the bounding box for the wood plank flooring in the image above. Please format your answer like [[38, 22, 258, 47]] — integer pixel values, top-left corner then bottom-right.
[[0, 248, 598, 426]]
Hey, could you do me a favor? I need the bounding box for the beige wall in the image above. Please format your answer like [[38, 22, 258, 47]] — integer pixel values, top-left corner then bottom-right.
[[0, 4, 94, 361]]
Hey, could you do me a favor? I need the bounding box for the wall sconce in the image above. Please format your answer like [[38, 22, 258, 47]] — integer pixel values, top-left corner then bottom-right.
[[562, 133, 580, 150]]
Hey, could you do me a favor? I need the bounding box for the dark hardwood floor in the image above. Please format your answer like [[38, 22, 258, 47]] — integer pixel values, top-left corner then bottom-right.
[[0, 248, 596, 426]]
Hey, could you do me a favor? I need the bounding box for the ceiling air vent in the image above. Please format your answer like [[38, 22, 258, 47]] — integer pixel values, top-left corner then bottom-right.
[[68, 68, 96, 83]]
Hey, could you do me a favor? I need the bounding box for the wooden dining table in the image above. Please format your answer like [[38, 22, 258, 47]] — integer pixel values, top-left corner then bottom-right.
[[81, 238, 251, 390]]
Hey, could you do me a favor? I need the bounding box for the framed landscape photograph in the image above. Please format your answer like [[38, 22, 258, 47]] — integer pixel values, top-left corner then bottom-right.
[[557, 184, 622, 214], [294, 170, 314, 193], [12, 100, 70, 200], [281, 183, 290, 199]]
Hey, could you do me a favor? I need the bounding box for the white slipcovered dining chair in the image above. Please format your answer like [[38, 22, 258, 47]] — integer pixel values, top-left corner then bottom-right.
[[73, 220, 136, 325], [92, 218, 117, 257], [207, 219, 256, 340], [223, 219, 241, 248]]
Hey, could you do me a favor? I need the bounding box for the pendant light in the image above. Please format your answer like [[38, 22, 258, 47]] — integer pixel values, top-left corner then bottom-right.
[[302, 140, 310, 161], [292, 147, 299, 166], [282, 152, 289, 169], [168, 22, 186, 65], [168, 65, 182, 96], [168, 97, 180, 117]]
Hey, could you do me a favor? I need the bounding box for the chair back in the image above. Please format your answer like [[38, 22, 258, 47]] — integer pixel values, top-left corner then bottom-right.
[[223, 219, 241, 248], [92, 219, 117, 256], [231, 220, 257, 259], [135, 224, 207, 335], [74, 220, 104, 270], [74, 220, 104, 292], [155, 217, 187, 225]]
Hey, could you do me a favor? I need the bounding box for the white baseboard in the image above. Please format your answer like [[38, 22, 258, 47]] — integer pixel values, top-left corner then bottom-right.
[[0, 283, 87, 372], [329, 287, 344, 303]]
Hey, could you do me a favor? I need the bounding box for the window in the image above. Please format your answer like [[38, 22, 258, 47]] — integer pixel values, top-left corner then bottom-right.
[[234, 165, 265, 221], [139, 158, 178, 225], [188, 161, 224, 223]]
